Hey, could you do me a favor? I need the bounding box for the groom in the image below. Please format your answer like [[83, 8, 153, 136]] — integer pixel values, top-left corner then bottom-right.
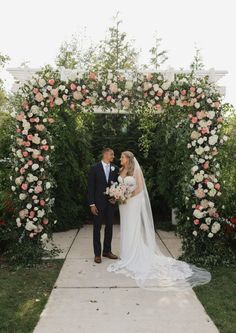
[[88, 148, 119, 263]]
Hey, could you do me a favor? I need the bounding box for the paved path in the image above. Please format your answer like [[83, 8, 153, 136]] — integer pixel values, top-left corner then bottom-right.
[[34, 225, 218, 333]]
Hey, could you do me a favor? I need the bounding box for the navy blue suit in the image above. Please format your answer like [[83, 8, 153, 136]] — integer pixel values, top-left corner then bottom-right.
[[88, 162, 119, 256]]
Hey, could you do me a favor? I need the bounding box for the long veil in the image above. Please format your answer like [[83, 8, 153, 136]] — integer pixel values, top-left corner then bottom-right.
[[128, 157, 211, 290]]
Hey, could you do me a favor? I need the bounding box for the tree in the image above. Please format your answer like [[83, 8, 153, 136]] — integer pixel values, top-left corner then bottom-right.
[[149, 33, 168, 70], [190, 46, 204, 73], [0, 53, 10, 110], [55, 29, 97, 70], [94, 12, 139, 71]]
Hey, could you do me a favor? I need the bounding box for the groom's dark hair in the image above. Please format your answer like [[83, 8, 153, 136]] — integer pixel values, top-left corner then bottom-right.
[[102, 147, 113, 154]]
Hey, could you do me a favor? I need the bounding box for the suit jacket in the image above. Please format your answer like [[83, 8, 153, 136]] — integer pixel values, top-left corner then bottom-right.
[[88, 162, 119, 210]]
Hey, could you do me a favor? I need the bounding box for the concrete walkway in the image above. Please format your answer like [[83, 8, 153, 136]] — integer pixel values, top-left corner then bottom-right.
[[34, 225, 218, 333]]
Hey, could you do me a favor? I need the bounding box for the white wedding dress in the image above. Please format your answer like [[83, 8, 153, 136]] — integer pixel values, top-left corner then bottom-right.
[[107, 158, 211, 291]]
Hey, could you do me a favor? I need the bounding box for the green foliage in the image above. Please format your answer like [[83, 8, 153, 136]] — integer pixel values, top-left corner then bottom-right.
[[95, 13, 139, 71], [217, 105, 236, 218], [55, 31, 97, 70], [0, 112, 16, 252], [149, 33, 168, 70], [49, 109, 93, 231], [190, 46, 204, 74]]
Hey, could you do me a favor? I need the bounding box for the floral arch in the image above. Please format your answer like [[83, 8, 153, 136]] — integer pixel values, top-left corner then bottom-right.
[[10, 67, 228, 260]]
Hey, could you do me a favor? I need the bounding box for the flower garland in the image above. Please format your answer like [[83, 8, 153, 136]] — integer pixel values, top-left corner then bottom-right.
[[11, 69, 226, 243]]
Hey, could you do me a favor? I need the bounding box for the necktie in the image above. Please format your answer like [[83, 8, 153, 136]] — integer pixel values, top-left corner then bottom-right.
[[105, 164, 110, 182]]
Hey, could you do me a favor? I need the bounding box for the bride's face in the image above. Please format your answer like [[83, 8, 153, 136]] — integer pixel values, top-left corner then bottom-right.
[[120, 153, 129, 167]]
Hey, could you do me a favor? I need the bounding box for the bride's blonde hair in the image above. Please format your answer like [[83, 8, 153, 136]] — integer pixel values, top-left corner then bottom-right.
[[121, 151, 135, 176]]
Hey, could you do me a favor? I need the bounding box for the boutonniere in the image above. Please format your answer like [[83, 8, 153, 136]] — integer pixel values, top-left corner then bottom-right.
[[111, 166, 115, 172]]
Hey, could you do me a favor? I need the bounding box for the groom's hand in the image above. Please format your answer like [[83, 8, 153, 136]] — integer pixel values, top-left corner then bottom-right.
[[90, 205, 98, 216]]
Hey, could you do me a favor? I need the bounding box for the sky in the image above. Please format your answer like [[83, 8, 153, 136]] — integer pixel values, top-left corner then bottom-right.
[[0, 0, 235, 106]]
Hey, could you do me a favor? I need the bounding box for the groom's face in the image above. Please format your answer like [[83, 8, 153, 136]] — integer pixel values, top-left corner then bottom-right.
[[103, 150, 115, 163]]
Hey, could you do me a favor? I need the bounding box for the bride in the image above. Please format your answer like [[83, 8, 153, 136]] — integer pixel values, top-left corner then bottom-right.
[[107, 151, 211, 290]]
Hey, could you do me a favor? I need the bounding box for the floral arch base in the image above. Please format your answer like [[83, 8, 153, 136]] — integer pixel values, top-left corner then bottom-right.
[[11, 68, 228, 259]]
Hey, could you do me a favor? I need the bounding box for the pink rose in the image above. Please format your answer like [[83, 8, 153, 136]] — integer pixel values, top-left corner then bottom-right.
[[38, 155, 44, 161], [170, 99, 175, 105], [20, 167, 26, 174], [194, 219, 200, 225], [23, 151, 29, 157], [191, 117, 198, 124], [51, 88, 58, 97], [28, 160, 33, 166], [201, 127, 209, 134], [215, 183, 221, 190], [16, 128, 21, 133], [21, 183, 28, 190], [106, 96, 112, 102], [40, 200, 45, 206], [29, 210, 35, 218], [203, 162, 209, 170], [70, 83, 77, 91], [43, 218, 49, 225], [181, 90, 187, 96], [35, 93, 44, 102], [48, 79, 55, 85], [70, 103, 76, 110], [16, 112, 25, 121], [214, 101, 220, 109], [146, 73, 153, 81], [33, 88, 39, 94], [190, 87, 196, 92], [89, 72, 97, 80], [22, 100, 29, 110], [35, 124, 45, 131], [35, 185, 43, 194], [27, 135, 33, 141]]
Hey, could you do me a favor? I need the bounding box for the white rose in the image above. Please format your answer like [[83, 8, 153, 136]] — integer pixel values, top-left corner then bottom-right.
[[195, 147, 204, 155], [197, 138, 204, 145], [46, 182, 51, 189], [31, 105, 40, 114], [211, 221, 221, 234], [161, 81, 171, 90], [11, 186, 16, 191], [194, 173, 204, 182], [32, 164, 39, 171], [193, 231, 198, 236], [41, 233, 48, 242], [39, 79, 46, 88], [193, 209, 204, 219], [209, 135, 218, 145], [32, 136, 41, 145], [125, 81, 133, 90], [194, 102, 200, 109], [208, 188, 217, 197], [26, 203, 32, 209], [153, 84, 159, 92], [15, 176, 24, 185], [25, 221, 37, 231], [205, 217, 212, 225], [55, 97, 63, 106], [208, 232, 214, 238], [207, 111, 215, 119], [19, 193, 27, 200], [37, 209, 45, 218]]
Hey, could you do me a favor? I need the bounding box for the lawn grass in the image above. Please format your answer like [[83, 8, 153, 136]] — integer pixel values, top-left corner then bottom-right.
[[194, 266, 236, 333], [0, 260, 63, 333]]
